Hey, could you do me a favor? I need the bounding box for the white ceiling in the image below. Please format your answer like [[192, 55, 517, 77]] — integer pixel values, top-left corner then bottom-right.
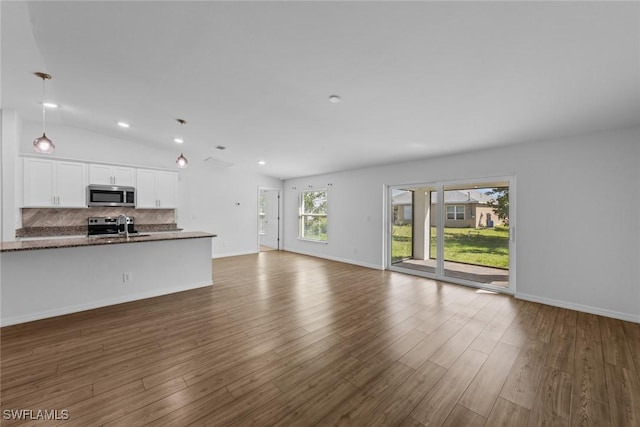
[[2, 1, 639, 179]]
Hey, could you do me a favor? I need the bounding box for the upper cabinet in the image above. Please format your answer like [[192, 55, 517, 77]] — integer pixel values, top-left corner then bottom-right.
[[23, 158, 88, 208], [156, 172, 177, 208], [23, 157, 177, 210], [136, 169, 177, 209], [89, 164, 135, 186]]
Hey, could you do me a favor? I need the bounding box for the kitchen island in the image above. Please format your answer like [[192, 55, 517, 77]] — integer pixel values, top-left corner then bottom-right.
[[0, 232, 215, 326]]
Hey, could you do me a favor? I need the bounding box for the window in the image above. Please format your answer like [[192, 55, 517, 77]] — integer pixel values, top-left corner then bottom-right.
[[299, 190, 327, 241], [446, 205, 465, 220], [403, 205, 412, 221]]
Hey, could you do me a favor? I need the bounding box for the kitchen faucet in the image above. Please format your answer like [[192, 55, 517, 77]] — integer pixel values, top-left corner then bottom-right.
[[117, 214, 129, 238]]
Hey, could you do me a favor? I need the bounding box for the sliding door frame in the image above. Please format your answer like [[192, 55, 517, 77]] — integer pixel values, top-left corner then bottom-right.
[[385, 175, 516, 295]]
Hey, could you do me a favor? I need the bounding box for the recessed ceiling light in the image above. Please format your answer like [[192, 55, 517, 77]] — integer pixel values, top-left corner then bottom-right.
[[329, 95, 341, 103], [174, 137, 184, 144], [42, 102, 58, 109], [258, 161, 266, 165], [216, 145, 226, 150], [117, 121, 130, 128]]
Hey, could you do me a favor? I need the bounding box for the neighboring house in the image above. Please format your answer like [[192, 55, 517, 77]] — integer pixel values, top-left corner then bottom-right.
[[436, 190, 503, 228], [392, 191, 414, 225], [393, 189, 504, 228]]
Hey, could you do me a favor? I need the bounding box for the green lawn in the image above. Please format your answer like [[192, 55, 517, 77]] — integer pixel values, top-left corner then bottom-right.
[[392, 225, 509, 269], [391, 225, 413, 263]]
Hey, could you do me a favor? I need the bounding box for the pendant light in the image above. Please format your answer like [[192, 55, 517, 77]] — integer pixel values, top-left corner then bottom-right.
[[176, 153, 188, 168], [175, 119, 188, 168], [33, 72, 55, 153]]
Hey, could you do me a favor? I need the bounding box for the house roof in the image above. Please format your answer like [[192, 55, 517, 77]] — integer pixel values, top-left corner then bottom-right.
[[393, 189, 495, 205], [440, 190, 495, 205]]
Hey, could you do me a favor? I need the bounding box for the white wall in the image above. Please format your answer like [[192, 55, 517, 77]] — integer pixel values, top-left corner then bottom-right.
[[1, 110, 21, 241], [177, 162, 283, 257], [283, 127, 640, 322], [19, 119, 181, 169], [5, 117, 283, 257]]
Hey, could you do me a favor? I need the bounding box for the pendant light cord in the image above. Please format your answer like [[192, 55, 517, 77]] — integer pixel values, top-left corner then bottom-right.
[[41, 76, 46, 134]]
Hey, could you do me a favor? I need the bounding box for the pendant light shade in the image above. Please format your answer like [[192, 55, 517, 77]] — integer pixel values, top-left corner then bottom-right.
[[175, 119, 188, 168], [176, 153, 188, 168], [33, 72, 55, 154], [33, 134, 55, 154]]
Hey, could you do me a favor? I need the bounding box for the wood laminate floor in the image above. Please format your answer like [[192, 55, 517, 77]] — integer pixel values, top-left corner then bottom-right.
[[1, 251, 639, 426]]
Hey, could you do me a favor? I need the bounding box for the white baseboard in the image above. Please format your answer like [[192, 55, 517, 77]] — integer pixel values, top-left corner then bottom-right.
[[516, 292, 639, 323], [283, 247, 383, 271], [212, 250, 258, 259], [1, 281, 212, 327]]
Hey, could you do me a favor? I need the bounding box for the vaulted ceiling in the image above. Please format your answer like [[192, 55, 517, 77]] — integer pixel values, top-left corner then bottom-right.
[[3, 1, 639, 179]]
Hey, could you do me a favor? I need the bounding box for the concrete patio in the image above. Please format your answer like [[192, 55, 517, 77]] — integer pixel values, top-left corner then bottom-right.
[[393, 258, 509, 287]]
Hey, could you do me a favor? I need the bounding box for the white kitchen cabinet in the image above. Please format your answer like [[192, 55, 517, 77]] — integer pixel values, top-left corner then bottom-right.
[[136, 169, 157, 208], [136, 169, 177, 209], [89, 164, 135, 186], [23, 158, 55, 207], [156, 172, 177, 208], [56, 162, 87, 207], [23, 158, 87, 207]]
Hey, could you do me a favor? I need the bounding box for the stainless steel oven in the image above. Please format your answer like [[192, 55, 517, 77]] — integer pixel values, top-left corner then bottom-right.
[[87, 216, 136, 236]]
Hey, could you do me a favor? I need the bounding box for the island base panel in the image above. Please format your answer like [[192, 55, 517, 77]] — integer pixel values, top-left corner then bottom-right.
[[1, 237, 213, 326]]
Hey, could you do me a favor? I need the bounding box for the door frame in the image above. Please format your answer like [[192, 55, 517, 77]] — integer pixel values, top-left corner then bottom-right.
[[390, 188, 415, 263], [257, 187, 281, 251], [385, 175, 516, 295]]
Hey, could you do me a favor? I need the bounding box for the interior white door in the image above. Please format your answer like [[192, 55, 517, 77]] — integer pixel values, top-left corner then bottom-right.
[[262, 190, 280, 250]]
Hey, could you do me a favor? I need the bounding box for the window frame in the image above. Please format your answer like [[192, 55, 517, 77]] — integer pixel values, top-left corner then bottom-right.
[[446, 205, 465, 220], [298, 189, 328, 242]]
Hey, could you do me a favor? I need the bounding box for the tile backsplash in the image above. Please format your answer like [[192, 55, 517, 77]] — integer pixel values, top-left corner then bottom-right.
[[22, 208, 175, 227]]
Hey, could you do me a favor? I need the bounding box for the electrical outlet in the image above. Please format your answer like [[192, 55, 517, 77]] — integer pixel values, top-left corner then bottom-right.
[[122, 272, 132, 282]]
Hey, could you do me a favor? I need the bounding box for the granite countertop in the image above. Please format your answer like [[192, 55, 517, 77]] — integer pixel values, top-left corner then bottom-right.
[[1, 232, 216, 252], [15, 223, 182, 238]]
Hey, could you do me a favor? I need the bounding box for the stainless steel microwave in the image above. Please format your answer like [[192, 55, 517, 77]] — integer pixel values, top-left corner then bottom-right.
[[87, 185, 136, 207]]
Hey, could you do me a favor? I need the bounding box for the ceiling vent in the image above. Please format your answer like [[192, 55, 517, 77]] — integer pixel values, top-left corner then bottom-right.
[[203, 156, 234, 168]]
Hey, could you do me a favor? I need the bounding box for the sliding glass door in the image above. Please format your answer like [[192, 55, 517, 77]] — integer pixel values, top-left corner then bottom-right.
[[388, 178, 514, 293], [391, 189, 413, 263], [391, 186, 438, 275]]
